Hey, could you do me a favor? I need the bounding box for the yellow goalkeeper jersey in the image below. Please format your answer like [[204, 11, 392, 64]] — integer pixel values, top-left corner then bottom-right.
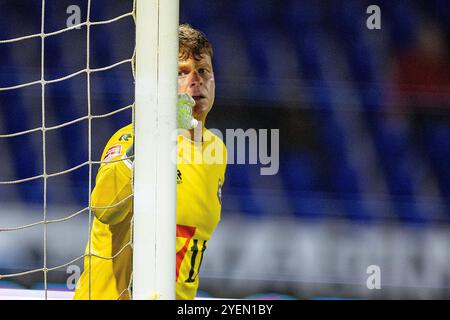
[[73, 124, 227, 300]]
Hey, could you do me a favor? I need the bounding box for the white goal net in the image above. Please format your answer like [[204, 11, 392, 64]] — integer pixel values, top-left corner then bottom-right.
[[0, 0, 178, 300]]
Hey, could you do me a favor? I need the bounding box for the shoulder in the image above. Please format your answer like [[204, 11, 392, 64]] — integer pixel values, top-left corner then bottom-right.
[[204, 128, 227, 166], [109, 124, 134, 143], [204, 128, 226, 148], [101, 124, 134, 162]]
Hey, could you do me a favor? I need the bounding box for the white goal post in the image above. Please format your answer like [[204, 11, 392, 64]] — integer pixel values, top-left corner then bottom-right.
[[132, 0, 179, 300]]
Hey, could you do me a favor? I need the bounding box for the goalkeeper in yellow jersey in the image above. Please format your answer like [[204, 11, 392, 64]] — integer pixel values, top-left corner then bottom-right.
[[74, 24, 227, 300]]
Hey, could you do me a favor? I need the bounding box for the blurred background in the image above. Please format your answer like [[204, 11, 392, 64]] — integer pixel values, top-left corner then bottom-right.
[[0, 0, 449, 299]]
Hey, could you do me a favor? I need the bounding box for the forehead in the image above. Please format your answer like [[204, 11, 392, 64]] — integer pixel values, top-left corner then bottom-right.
[[178, 54, 212, 67]]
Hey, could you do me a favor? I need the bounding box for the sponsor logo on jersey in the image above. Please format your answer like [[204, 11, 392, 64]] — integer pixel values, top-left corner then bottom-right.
[[119, 133, 132, 142], [103, 145, 122, 162]]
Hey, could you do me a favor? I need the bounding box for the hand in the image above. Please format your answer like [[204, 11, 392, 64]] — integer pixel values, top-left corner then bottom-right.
[[177, 93, 198, 130], [126, 144, 133, 159], [123, 93, 197, 166], [124, 144, 134, 166]]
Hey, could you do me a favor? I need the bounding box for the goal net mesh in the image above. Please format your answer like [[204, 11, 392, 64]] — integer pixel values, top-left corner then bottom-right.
[[0, 0, 137, 299]]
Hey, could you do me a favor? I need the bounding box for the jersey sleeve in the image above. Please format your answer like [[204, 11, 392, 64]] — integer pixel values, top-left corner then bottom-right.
[[213, 134, 227, 186], [222, 142, 228, 184], [91, 126, 134, 225]]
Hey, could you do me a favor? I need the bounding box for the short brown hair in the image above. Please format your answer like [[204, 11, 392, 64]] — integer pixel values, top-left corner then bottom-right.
[[179, 24, 213, 61]]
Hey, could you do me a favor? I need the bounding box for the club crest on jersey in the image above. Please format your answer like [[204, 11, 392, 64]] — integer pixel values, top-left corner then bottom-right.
[[217, 179, 222, 205], [103, 145, 122, 162]]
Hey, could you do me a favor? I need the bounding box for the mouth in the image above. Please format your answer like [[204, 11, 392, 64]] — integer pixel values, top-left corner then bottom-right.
[[192, 95, 205, 101]]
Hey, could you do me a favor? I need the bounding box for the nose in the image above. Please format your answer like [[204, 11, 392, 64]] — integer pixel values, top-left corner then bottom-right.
[[188, 70, 202, 87]]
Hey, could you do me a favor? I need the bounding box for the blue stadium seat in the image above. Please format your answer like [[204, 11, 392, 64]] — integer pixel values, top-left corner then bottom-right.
[[225, 163, 264, 217], [280, 152, 326, 219], [329, 3, 427, 223], [423, 120, 450, 214]]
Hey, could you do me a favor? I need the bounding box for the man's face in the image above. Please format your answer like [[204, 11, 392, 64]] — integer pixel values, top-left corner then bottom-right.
[[178, 53, 215, 122]]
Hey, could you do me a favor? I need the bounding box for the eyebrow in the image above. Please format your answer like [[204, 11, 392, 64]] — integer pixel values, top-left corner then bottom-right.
[[178, 62, 211, 71]]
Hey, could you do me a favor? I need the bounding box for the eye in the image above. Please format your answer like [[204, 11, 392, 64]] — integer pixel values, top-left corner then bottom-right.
[[178, 70, 188, 77], [198, 68, 207, 74]]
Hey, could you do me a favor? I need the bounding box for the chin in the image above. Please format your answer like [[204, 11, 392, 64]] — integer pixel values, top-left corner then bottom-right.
[[194, 102, 211, 115]]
